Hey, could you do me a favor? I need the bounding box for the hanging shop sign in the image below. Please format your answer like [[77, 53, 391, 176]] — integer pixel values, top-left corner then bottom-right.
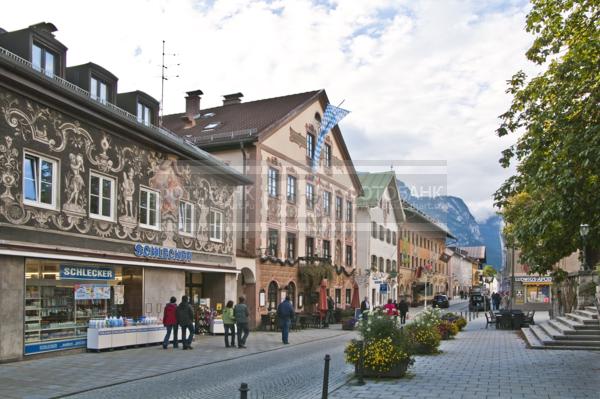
[[515, 276, 552, 283], [133, 244, 193, 262], [60, 265, 115, 280], [379, 283, 388, 293]]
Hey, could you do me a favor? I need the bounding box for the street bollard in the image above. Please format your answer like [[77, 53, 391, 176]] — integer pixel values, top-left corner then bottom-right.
[[239, 382, 249, 399], [322, 354, 331, 399], [355, 340, 366, 386]]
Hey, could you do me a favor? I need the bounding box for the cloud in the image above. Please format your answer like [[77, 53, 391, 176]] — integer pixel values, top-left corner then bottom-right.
[[1, 0, 534, 219]]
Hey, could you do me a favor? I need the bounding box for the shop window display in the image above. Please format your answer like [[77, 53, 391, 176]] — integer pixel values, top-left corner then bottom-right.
[[24, 259, 142, 353]]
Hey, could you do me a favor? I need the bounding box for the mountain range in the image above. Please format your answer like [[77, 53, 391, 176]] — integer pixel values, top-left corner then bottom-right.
[[397, 180, 504, 270]]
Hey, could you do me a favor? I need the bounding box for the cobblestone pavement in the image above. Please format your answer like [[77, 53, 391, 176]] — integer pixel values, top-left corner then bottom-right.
[[0, 327, 353, 399], [330, 315, 600, 399]]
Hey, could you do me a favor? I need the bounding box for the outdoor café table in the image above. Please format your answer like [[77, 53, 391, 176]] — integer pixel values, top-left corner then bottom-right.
[[497, 310, 525, 330]]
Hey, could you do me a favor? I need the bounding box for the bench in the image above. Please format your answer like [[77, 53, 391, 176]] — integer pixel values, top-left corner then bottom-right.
[[485, 311, 498, 329]]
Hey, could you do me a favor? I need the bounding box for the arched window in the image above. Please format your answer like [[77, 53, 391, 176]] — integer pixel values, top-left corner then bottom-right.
[[378, 257, 384, 272], [314, 112, 322, 123], [371, 255, 377, 270], [287, 282, 296, 308], [386, 259, 391, 272], [392, 260, 397, 272], [371, 222, 377, 238], [386, 229, 391, 243], [268, 281, 278, 310]]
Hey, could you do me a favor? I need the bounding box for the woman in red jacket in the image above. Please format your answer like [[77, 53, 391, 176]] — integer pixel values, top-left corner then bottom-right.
[[384, 299, 397, 316], [163, 296, 178, 349]]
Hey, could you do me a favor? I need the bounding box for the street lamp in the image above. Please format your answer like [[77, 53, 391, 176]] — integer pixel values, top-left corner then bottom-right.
[[580, 223, 589, 271], [483, 275, 494, 312]]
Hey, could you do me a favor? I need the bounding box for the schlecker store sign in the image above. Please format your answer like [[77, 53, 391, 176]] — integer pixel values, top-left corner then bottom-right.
[[133, 243, 193, 262]]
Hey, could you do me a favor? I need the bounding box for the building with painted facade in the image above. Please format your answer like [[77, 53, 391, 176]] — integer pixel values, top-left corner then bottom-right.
[[0, 23, 249, 361], [163, 90, 363, 325]]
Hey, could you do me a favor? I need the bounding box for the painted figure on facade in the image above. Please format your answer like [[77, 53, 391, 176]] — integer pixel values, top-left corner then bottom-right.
[[122, 167, 135, 218], [63, 153, 86, 214]]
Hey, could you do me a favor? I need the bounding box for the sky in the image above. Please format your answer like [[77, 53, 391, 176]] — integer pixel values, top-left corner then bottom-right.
[[2, 0, 536, 221]]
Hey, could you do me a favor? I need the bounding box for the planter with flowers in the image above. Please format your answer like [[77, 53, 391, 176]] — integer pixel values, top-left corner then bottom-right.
[[405, 307, 442, 354], [344, 310, 414, 378]]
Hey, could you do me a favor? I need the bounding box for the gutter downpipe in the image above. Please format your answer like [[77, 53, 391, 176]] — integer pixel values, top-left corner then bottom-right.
[[240, 142, 247, 253]]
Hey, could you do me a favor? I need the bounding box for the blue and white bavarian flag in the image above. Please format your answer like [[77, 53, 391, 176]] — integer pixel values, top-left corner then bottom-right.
[[312, 103, 350, 172]]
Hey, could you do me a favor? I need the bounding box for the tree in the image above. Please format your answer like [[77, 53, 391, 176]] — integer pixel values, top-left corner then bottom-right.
[[495, 0, 600, 274], [482, 265, 497, 279]]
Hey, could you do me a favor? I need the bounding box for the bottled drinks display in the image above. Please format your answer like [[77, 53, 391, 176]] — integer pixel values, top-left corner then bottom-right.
[[88, 316, 159, 329]]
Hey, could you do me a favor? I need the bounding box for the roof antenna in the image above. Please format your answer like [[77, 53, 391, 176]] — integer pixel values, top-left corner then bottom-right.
[[160, 40, 180, 126]]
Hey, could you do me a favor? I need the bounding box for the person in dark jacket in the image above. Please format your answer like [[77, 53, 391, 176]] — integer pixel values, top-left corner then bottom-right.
[[277, 296, 295, 344], [162, 296, 178, 349], [398, 298, 409, 325], [326, 295, 335, 324], [176, 295, 195, 349], [234, 296, 250, 348]]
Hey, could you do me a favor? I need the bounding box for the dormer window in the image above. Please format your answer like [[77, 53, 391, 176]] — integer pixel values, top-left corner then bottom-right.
[[137, 102, 151, 126], [91, 76, 108, 104], [32, 43, 56, 77]]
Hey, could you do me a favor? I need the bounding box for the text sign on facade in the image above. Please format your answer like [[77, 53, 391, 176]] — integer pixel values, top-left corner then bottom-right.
[[133, 244, 193, 262], [60, 265, 114, 280], [379, 283, 388, 293], [515, 276, 552, 283]]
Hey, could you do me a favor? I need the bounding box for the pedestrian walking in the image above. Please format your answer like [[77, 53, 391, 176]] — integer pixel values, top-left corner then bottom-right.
[[162, 296, 178, 349], [277, 296, 295, 344], [384, 299, 396, 316], [222, 300, 236, 348], [360, 296, 370, 321], [399, 297, 409, 325], [326, 295, 335, 324], [234, 296, 250, 348], [176, 295, 195, 350], [500, 292, 510, 310]]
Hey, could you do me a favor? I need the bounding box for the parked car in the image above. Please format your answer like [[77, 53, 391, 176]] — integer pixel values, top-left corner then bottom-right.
[[432, 294, 449, 308], [469, 294, 490, 311]]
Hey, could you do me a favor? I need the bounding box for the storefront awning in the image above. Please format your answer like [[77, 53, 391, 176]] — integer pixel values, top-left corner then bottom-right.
[[0, 248, 239, 274]]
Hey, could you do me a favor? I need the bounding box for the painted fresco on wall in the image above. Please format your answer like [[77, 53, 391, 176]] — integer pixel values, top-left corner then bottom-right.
[[0, 89, 234, 256]]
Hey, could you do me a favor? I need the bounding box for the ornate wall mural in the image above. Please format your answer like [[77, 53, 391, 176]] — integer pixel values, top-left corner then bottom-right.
[[0, 90, 234, 257]]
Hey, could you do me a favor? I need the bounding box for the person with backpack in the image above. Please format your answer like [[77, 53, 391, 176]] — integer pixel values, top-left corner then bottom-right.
[[234, 296, 250, 348], [176, 295, 195, 350], [162, 296, 178, 349], [222, 300, 236, 348], [277, 296, 295, 344], [398, 297, 409, 325]]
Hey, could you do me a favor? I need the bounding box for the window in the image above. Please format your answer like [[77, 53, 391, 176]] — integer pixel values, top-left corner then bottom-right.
[[203, 122, 221, 130], [209, 209, 223, 242], [323, 191, 331, 215], [23, 153, 57, 208], [306, 236, 314, 258], [286, 232, 296, 260], [324, 143, 332, 167], [345, 245, 352, 267], [306, 133, 315, 159], [89, 174, 115, 220], [386, 259, 391, 272], [268, 168, 279, 198], [32, 43, 56, 77], [335, 288, 341, 305], [268, 281, 278, 310], [386, 229, 391, 243], [267, 229, 279, 256], [139, 189, 159, 229], [346, 200, 352, 222], [346, 289, 352, 305], [392, 260, 397, 272], [178, 201, 194, 235], [137, 102, 151, 126], [371, 222, 377, 238], [378, 257, 384, 272], [335, 196, 343, 220], [306, 183, 314, 209], [322, 240, 331, 259], [392, 231, 397, 246], [379, 225, 384, 241], [90, 76, 107, 104], [371, 255, 377, 270], [287, 175, 296, 203]]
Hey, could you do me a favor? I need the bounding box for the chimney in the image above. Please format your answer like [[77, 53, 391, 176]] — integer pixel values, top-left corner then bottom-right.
[[222, 92, 244, 106], [185, 89, 203, 120]]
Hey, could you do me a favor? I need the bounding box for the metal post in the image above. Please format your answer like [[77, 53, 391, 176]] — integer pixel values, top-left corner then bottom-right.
[[355, 340, 365, 386], [322, 354, 331, 398], [510, 244, 515, 311], [239, 383, 249, 399]]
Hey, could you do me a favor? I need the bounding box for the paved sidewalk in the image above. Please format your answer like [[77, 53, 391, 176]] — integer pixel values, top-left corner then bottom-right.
[[330, 314, 600, 399], [0, 326, 353, 399]]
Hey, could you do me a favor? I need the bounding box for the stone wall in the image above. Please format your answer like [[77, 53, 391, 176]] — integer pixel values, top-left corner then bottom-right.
[[0, 255, 24, 362]]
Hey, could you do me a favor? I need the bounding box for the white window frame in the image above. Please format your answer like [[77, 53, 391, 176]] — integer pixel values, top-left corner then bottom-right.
[[267, 167, 279, 198], [178, 200, 195, 236], [209, 209, 224, 243], [22, 151, 58, 210], [89, 172, 115, 221], [90, 76, 108, 104], [137, 102, 151, 126], [323, 191, 331, 215], [306, 183, 314, 209], [139, 187, 160, 230], [324, 143, 332, 167]]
